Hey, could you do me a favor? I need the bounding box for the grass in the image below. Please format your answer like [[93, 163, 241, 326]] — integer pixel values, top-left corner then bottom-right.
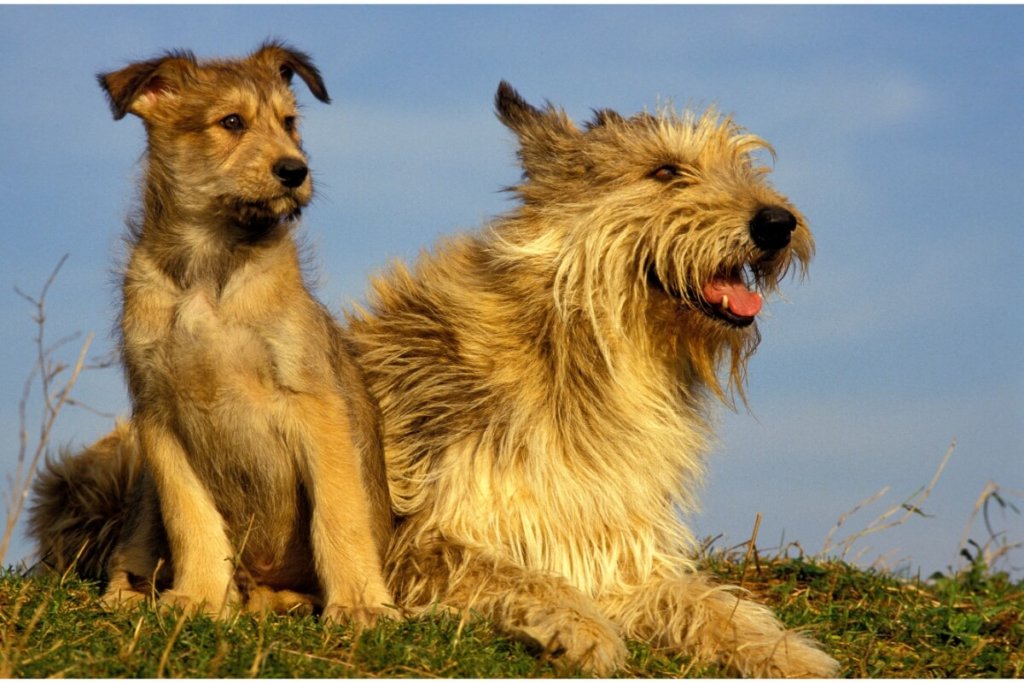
[[1, 551, 1021, 678], [705, 552, 1024, 678]]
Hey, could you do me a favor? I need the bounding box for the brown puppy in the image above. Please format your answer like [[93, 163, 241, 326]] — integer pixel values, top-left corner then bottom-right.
[[34, 42, 393, 623]]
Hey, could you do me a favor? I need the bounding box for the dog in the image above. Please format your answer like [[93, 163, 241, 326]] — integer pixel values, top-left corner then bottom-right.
[[29, 42, 393, 623], [344, 82, 839, 676]]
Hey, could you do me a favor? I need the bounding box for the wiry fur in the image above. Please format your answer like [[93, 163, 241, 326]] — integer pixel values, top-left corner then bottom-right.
[[29, 42, 394, 623], [345, 82, 836, 676]]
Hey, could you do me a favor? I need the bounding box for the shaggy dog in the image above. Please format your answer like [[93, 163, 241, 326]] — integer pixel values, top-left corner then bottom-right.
[[346, 82, 837, 677]]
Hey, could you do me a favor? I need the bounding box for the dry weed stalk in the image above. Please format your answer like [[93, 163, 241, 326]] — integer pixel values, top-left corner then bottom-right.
[[821, 439, 957, 566], [957, 480, 1023, 571], [2, 256, 94, 566]]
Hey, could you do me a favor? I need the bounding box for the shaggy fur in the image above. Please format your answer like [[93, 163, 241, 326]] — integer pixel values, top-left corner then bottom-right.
[[344, 82, 837, 676], [29, 43, 393, 623]]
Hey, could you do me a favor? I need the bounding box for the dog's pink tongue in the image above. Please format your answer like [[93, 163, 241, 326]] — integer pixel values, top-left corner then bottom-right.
[[702, 277, 763, 318]]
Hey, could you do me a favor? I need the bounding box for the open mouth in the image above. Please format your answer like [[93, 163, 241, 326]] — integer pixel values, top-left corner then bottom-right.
[[698, 268, 761, 327], [648, 265, 761, 328]]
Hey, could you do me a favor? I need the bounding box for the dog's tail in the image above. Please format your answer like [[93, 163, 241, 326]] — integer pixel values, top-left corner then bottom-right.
[[27, 421, 139, 581]]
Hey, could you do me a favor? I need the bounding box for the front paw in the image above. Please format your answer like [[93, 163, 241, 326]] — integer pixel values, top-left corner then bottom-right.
[[511, 607, 628, 677], [245, 586, 318, 616], [158, 585, 240, 619], [553, 617, 628, 676], [158, 589, 205, 616], [100, 586, 148, 611], [322, 601, 397, 628]]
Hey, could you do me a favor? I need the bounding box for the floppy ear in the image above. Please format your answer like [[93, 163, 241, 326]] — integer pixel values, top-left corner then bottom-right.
[[98, 51, 197, 121], [494, 81, 581, 178], [252, 40, 331, 104]]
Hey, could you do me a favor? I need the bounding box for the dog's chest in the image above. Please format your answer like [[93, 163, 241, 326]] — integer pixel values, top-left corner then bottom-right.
[[127, 279, 315, 408], [170, 288, 279, 399], [125, 277, 318, 485]]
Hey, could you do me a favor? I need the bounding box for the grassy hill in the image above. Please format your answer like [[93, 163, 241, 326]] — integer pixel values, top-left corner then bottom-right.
[[1, 552, 1020, 678]]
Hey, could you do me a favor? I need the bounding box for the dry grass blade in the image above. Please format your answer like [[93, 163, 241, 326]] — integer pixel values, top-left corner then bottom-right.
[[739, 511, 762, 588], [822, 485, 891, 556], [822, 440, 956, 565], [155, 608, 189, 678], [957, 481, 1024, 570]]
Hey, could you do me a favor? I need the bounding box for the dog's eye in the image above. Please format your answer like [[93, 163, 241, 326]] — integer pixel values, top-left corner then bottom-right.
[[220, 114, 245, 132], [282, 116, 297, 133], [651, 164, 683, 182]]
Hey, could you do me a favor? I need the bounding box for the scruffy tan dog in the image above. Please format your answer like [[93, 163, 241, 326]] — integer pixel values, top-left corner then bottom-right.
[[345, 82, 838, 676], [30, 42, 393, 623]]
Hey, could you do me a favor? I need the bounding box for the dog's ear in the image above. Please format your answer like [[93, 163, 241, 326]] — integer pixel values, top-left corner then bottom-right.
[[252, 40, 330, 104], [98, 51, 197, 121], [495, 81, 582, 181], [495, 81, 579, 140], [494, 81, 543, 131]]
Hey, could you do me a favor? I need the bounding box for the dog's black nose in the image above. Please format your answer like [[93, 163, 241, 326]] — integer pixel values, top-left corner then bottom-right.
[[273, 157, 309, 189], [749, 206, 797, 251]]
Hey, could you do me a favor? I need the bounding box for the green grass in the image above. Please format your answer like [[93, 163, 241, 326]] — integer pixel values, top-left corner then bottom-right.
[[1, 554, 1020, 678]]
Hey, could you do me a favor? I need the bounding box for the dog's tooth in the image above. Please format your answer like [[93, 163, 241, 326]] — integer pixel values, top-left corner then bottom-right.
[[721, 294, 730, 312]]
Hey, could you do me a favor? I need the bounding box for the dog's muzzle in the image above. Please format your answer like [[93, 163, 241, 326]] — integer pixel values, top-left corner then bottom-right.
[[647, 205, 800, 329]]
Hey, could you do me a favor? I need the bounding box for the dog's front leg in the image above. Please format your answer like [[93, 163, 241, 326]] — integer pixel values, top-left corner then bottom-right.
[[137, 418, 239, 617], [388, 533, 628, 676], [292, 395, 394, 626]]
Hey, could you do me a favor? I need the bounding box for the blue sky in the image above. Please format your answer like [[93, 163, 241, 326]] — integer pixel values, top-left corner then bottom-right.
[[1, 5, 1021, 578]]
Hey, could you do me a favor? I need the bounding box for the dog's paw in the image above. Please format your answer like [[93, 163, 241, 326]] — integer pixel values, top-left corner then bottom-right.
[[157, 589, 205, 616], [99, 586, 148, 611], [511, 607, 628, 677], [246, 586, 317, 616], [99, 571, 150, 611], [552, 614, 629, 677], [322, 601, 397, 628], [158, 586, 240, 619]]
